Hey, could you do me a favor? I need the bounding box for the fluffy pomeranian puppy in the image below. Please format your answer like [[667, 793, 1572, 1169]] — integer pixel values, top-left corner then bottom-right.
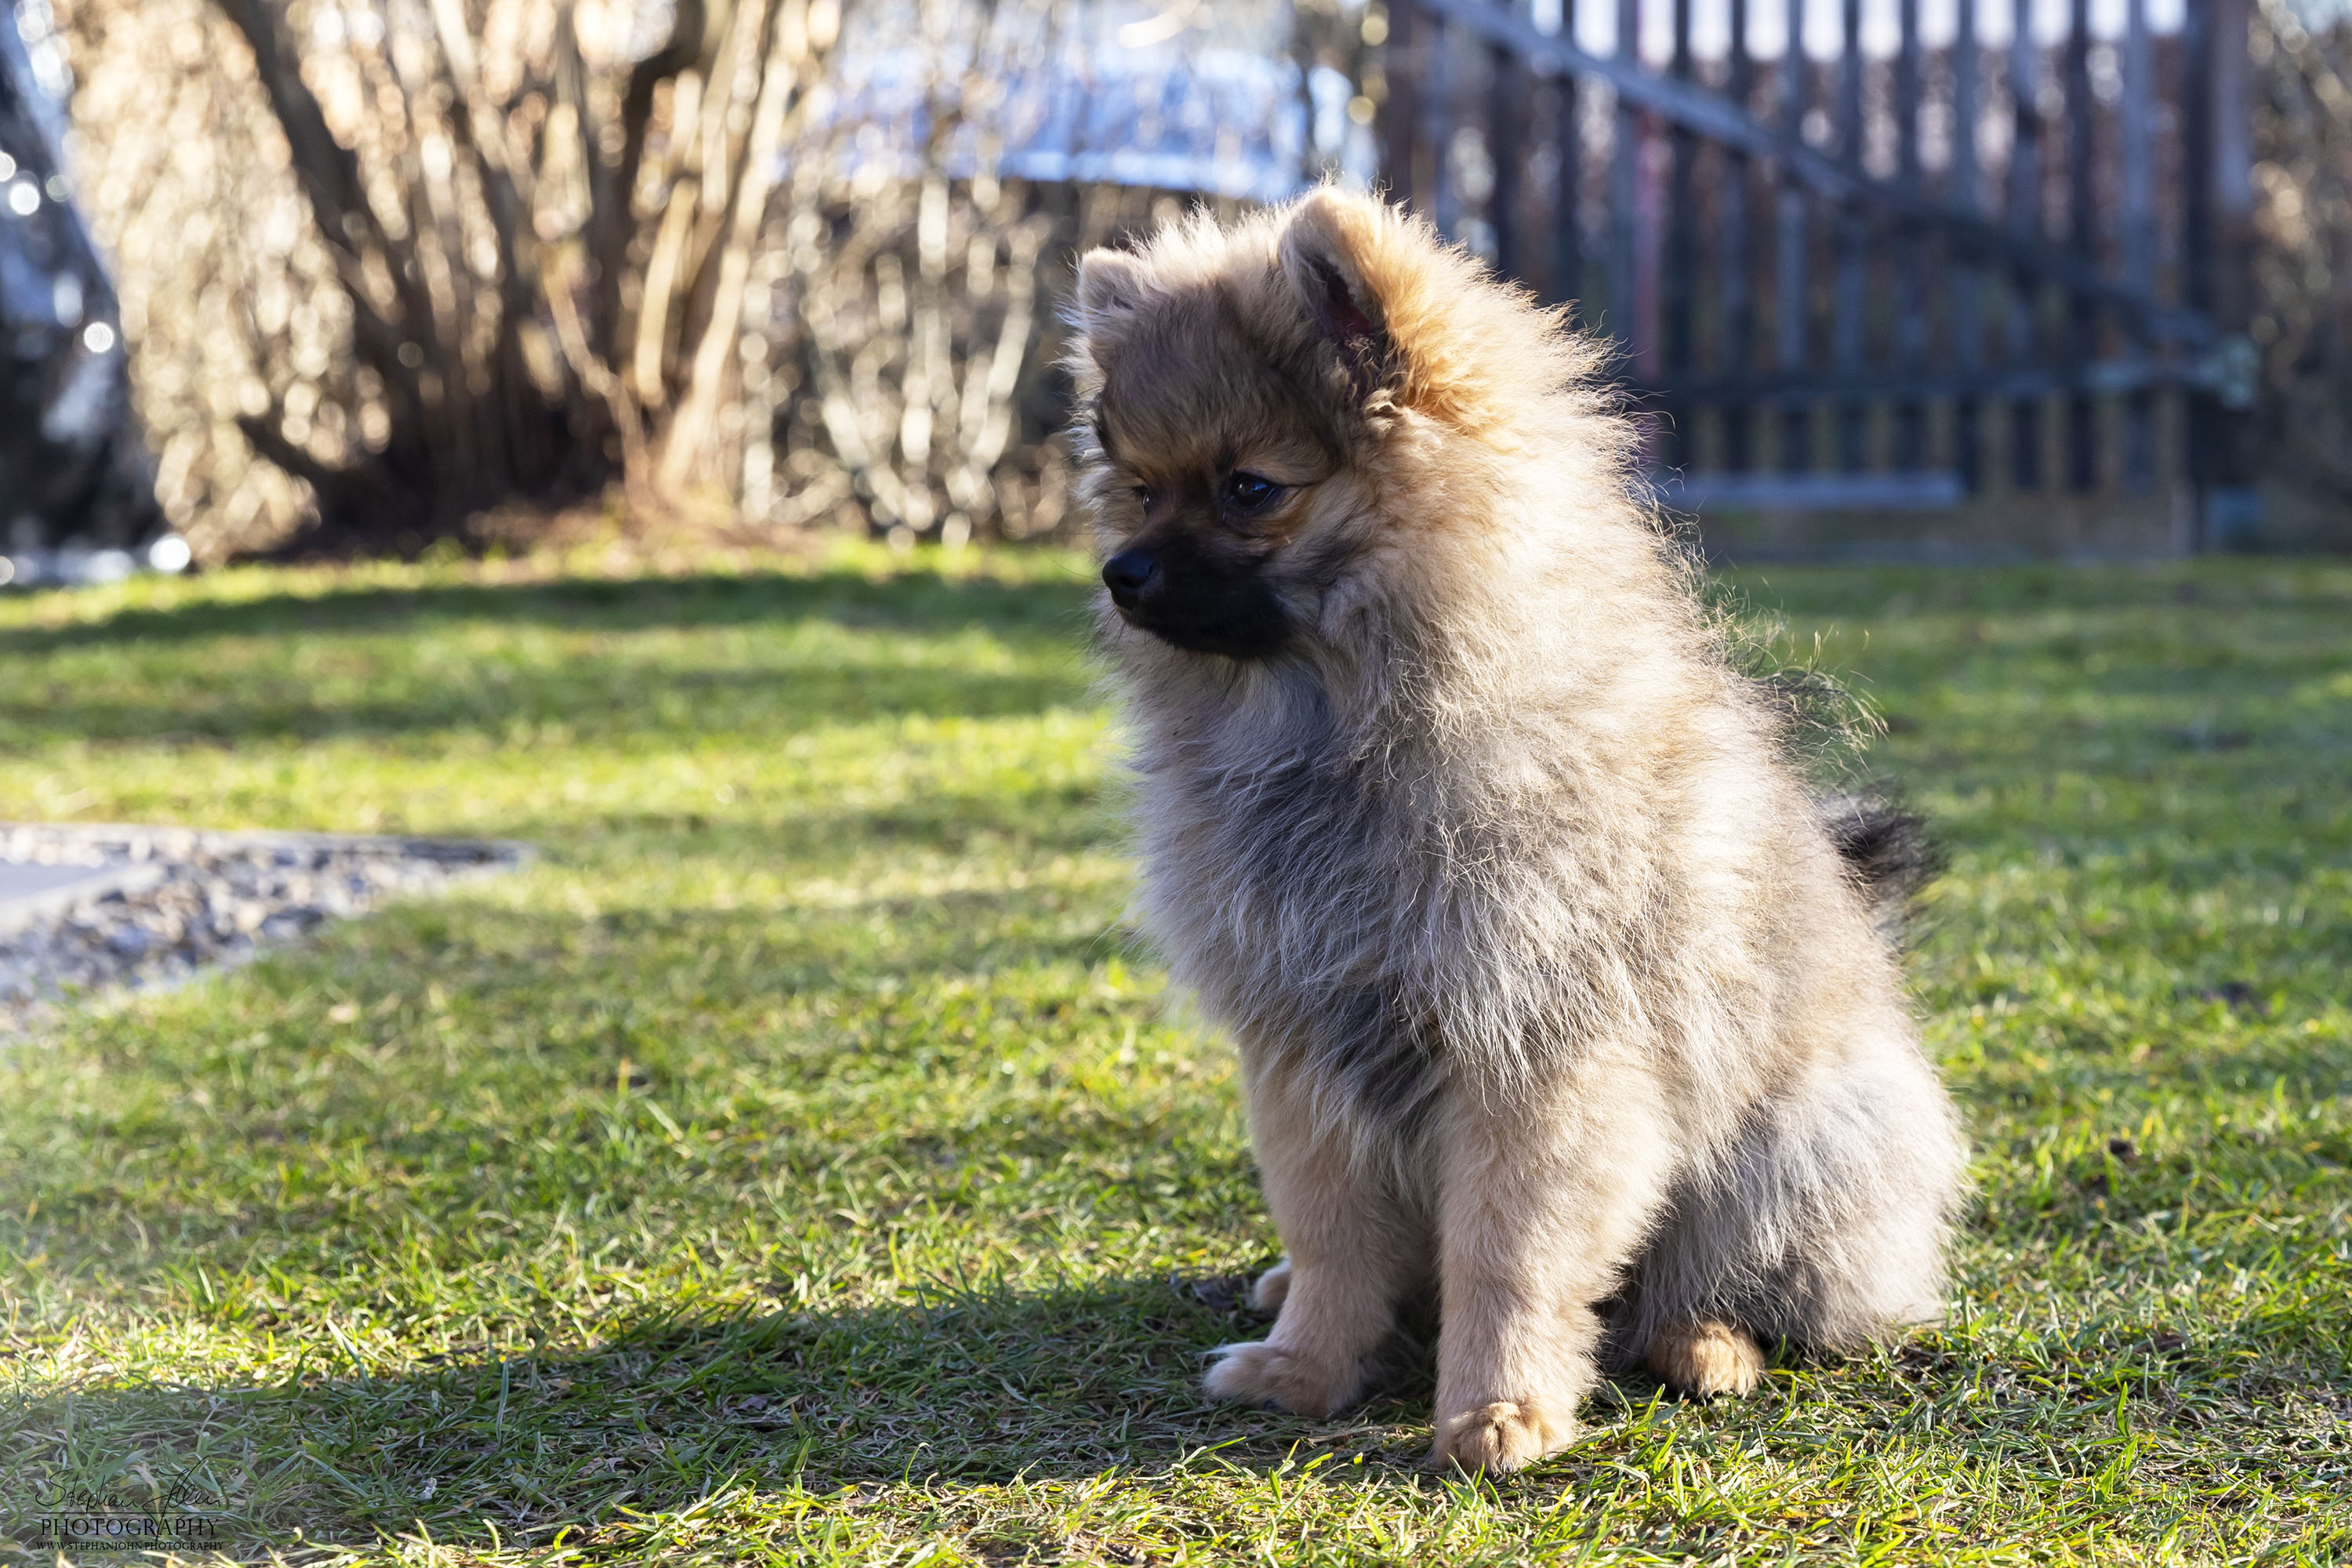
[[1066, 187, 1967, 1472]]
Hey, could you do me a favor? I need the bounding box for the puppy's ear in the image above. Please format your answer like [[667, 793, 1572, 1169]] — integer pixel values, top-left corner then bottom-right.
[[1073, 248, 1150, 339], [1278, 190, 1395, 401], [1279, 188, 1517, 430]]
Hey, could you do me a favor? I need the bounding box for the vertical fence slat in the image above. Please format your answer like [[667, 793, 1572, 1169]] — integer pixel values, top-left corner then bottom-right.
[[2007, 0, 2042, 492], [2183, 0, 2256, 546], [2063, 0, 2099, 492], [1425, 6, 1457, 238], [1951, 0, 1982, 491], [1552, 0, 1583, 310], [1384, 0, 1425, 212], [2119, 0, 2156, 489], [1662, 0, 1696, 468], [1721, 0, 1753, 471], [1490, 2, 1527, 276], [1610, 0, 1640, 354], [1776, 0, 1810, 473], [2181, 0, 2213, 543], [2213, 0, 2256, 506], [1893, 0, 1927, 471], [1834, 0, 1867, 472]]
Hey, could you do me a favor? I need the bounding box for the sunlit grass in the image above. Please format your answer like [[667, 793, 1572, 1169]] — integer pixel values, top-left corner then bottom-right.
[[0, 547, 2347, 1565]]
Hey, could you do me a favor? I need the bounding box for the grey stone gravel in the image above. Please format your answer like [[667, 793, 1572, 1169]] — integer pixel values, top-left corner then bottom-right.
[[1, 822, 527, 1029]]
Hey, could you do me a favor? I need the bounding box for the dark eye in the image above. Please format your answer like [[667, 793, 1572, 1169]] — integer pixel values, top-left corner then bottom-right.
[[1131, 485, 1153, 510], [1222, 472, 1279, 515]]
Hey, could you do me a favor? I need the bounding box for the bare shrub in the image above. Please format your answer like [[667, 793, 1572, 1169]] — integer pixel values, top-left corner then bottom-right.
[[56, 0, 860, 556], [706, 0, 1095, 545], [55, 0, 1257, 557], [2252, 0, 2352, 514]]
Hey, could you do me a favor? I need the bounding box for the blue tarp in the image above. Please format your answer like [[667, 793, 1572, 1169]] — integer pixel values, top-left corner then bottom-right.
[[0, 0, 155, 554], [808, 0, 1346, 202]]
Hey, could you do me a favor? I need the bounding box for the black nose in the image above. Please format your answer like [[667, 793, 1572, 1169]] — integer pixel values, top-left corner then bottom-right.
[[1103, 548, 1159, 606]]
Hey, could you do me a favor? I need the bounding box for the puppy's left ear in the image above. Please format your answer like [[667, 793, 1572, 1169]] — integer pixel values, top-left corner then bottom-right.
[[1073, 248, 1150, 342], [1276, 190, 1395, 401]]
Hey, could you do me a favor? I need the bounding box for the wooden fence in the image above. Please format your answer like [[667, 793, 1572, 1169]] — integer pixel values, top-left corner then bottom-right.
[[1375, 0, 2260, 550]]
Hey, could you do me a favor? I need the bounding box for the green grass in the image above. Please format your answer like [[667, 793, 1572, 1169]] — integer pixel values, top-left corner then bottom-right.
[[0, 546, 2347, 1566]]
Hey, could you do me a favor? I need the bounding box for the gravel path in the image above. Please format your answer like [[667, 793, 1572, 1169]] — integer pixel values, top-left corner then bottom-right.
[[1, 823, 526, 1029]]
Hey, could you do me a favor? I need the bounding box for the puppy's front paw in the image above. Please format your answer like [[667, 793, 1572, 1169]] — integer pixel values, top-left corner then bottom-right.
[[1203, 1339, 1362, 1418], [1249, 1259, 1292, 1313], [1646, 1320, 1765, 1398], [1427, 1399, 1577, 1473]]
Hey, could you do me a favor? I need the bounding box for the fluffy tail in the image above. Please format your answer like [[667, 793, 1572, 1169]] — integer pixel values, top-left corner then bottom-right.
[[1817, 793, 1943, 930]]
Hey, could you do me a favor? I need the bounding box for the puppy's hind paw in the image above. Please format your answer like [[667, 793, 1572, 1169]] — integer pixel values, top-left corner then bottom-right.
[[1249, 1259, 1292, 1313], [1427, 1399, 1577, 1474], [1646, 1319, 1766, 1398], [1203, 1339, 1362, 1419]]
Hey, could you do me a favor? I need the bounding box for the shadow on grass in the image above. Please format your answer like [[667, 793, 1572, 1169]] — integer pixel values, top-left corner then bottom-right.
[[0, 568, 1101, 656], [0, 867, 1361, 1555], [20, 664, 1096, 748], [571, 797, 1118, 860], [0, 1276, 1414, 1555], [11, 1275, 2330, 1561], [329, 880, 1142, 1032], [1, 569, 1110, 748]]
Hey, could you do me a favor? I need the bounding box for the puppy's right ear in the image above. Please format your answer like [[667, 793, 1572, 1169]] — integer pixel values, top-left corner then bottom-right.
[[1277, 189, 1396, 403], [1073, 248, 1149, 341]]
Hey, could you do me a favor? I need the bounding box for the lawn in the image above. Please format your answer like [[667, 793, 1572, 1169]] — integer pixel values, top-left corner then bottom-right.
[[0, 546, 2347, 1566]]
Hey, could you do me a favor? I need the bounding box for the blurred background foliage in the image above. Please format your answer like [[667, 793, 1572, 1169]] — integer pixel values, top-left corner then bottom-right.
[[5, 0, 2347, 561], [2252, 0, 2352, 516], [27, 0, 1369, 562]]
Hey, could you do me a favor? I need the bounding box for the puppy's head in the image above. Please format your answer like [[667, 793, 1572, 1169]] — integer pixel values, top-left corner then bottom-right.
[[1067, 187, 1609, 662]]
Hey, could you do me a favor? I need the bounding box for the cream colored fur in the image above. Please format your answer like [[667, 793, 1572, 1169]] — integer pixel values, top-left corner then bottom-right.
[[1067, 188, 1969, 1472]]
